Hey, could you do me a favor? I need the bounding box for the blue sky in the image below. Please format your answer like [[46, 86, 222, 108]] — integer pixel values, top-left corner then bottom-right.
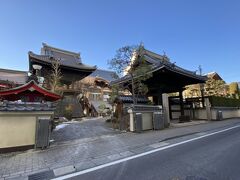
[[0, 0, 240, 83]]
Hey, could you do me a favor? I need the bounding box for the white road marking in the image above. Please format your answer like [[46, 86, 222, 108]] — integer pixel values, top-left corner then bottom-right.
[[51, 124, 240, 180], [149, 142, 169, 148]]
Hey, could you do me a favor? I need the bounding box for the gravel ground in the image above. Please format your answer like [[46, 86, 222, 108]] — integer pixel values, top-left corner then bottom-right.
[[51, 117, 120, 142]]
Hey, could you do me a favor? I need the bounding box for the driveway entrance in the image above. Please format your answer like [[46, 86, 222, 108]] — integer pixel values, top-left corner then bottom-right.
[[51, 117, 120, 143]]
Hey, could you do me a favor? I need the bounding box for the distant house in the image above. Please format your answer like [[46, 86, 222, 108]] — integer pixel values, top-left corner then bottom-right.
[[0, 68, 28, 90], [90, 69, 118, 82], [76, 69, 119, 116], [204, 72, 223, 81], [183, 71, 225, 98], [81, 69, 118, 101]]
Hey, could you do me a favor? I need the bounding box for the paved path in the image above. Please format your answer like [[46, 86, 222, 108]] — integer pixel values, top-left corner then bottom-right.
[[51, 117, 119, 143], [0, 119, 240, 179]]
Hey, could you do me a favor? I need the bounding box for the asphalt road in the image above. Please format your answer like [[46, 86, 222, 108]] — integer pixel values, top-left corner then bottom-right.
[[65, 125, 240, 180]]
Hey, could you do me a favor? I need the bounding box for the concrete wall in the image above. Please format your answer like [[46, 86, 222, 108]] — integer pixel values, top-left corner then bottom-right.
[[211, 107, 240, 120], [193, 107, 240, 120], [0, 111, 53, 150], [193, 108, 208, 120], [170, 105, 240, 120]]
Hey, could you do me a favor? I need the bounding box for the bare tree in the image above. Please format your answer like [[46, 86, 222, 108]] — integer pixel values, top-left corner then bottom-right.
[[50, 59, 62, 93], [108, 44, 152, 104]]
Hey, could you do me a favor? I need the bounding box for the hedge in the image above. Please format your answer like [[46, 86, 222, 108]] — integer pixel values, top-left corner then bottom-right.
[[209, 96, 240, 107]]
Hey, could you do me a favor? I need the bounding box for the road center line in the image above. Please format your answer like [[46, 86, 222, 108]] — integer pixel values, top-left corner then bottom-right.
[[52, 124, 240, 180]]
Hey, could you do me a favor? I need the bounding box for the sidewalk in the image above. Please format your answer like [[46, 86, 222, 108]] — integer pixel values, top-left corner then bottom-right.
[[1, 118, 240, 180]]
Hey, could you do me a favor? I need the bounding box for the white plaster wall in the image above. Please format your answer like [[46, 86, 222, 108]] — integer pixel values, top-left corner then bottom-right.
[[0, 116, 36, 148], [0, 111, 53, 149]]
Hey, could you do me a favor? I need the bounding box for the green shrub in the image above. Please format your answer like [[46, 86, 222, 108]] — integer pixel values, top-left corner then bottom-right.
[[209, 96, 240, 107]]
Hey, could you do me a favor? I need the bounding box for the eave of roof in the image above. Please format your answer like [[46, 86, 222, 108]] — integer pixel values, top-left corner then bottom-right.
[[0, 80, 62, 101], [111, 47, 206, 86], [111, 63, 206, 86], [90, 69, 119, 82], [115, 95, 149, 103], [0, 68, 28, 74]]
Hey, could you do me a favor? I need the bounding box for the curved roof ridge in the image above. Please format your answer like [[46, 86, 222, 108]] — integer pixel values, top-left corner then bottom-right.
[[141, 48, 170, 62], [42, 43, 80, 57], [0, 80, 61, 101]]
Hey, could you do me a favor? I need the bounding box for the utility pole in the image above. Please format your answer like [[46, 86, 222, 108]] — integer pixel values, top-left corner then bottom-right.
[[198, 65, 205, 107], [198, 65, 202, 75]]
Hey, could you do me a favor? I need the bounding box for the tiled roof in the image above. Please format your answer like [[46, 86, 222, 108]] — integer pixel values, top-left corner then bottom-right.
[[111, 47, 207, 85], [204, 71, 223, 80], [42, 43, 80, 57], [0, 68, 28, 85], [115, 95, 149, 104], [89, 69, 118, 82], [142, 48, 205, 79], [29, 51, 96, 71], [0, 102, 55, 112], [0, 80, 61, 101], [130, 104, 162, 112]]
